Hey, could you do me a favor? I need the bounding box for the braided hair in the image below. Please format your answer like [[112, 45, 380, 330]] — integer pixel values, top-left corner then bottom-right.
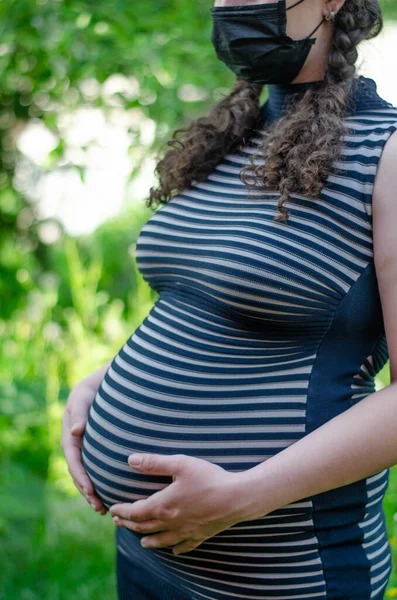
[[147, 0, 383, 222]]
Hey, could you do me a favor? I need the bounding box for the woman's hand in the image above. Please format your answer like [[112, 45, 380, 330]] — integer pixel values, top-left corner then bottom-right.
[[109, 453, 253, 555], [61, 360, 112, 515]]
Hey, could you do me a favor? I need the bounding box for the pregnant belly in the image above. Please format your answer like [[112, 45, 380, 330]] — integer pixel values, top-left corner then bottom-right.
[[79, 298, 393, 600], [80, 298, 309, 509], [80, 353, 298, 509]]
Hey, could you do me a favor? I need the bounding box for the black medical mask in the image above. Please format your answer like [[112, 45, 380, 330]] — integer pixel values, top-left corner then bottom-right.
[[210, 0, 326, 85]]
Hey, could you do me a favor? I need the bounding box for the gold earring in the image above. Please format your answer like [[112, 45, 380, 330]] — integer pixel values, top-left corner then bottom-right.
[[325, 9, 336, 21]]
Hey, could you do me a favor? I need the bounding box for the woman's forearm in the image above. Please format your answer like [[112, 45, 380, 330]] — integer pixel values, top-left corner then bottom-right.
[[235, 381, 397, 522]]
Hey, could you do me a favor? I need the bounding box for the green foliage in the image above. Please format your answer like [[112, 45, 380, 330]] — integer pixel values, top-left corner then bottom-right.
[[380, 0, 397, 20], [0, 0, 234, 323], [0, 484, 117, 600]]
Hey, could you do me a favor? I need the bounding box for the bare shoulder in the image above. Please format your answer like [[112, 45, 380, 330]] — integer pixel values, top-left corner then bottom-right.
[[372, 128, 397, 383]]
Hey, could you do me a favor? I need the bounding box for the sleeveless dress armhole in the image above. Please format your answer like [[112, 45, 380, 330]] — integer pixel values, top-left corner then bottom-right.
[[358, 114, 397, 226]]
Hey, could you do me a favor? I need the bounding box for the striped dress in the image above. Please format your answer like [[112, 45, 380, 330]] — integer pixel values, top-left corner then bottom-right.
[[81, 74, 397, 599]]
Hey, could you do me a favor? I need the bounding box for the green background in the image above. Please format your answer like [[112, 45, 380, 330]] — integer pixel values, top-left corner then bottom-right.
[[1, 1, 397, 598]]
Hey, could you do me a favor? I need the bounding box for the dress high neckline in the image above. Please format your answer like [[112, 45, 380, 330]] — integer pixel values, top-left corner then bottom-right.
[[259, 75, 390, 124], [262, 80, 322, 123]]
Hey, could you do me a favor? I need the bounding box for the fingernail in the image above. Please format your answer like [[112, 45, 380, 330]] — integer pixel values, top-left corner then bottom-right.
[[113, 516, 120, 523], [90, 503, 96, 509], [128, 453, 141, 466]]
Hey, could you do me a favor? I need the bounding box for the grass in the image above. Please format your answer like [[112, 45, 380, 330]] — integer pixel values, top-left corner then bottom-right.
[[0, 477, 117, 600]]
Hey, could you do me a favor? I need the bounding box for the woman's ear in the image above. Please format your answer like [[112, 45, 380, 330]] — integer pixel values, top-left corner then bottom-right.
[[322, 0, 346, 19]]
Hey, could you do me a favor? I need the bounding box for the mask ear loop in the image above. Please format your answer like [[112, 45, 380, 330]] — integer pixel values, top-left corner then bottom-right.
[[285, 0, 327, 38], [286, 0, 307, 9], [305, 16, 326, 38]]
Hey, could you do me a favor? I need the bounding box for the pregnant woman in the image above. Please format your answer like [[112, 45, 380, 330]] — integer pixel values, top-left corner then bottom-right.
[[61, 0, 397, 598]]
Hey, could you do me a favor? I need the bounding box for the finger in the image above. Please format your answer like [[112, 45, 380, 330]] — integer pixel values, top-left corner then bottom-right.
[[72, 477, 107, 514], [109, 484, 176, 522], [109, 498, 158, 522], [94, 504, 108, 515], [172, 540, 200, 555], [139, 531, 181, 549], [127, 453, 186, 477], [71, 466, 108, 513], [71, 422, 85, 435], [72, 476, 86, 496], [112, 517, 167, 534], [61, 410, 107, 511], [112, 517, 168, 534], [61, 410, 93, 493], [109, 490, 170, 522]]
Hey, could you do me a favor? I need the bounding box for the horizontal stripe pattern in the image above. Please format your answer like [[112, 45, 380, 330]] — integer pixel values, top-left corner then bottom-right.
[[82, 92, 397, 598]]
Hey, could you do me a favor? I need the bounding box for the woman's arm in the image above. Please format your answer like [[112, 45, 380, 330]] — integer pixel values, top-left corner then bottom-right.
[[237, 381, 397, 521], [236, 129, 397, 522]]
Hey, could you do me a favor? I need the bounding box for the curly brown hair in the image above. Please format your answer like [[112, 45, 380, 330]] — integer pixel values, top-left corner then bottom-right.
[[147, 0, 383, 223]]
